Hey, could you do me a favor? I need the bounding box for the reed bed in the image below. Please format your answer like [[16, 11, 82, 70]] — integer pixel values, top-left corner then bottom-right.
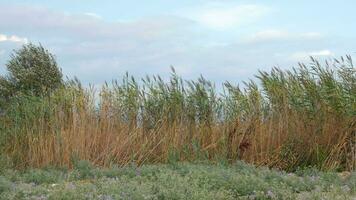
[[0, 57, 355, 171]]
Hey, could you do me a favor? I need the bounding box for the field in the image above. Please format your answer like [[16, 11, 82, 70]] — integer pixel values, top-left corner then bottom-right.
[[0, 162, 355, 200], [0, 45, 355, 199]]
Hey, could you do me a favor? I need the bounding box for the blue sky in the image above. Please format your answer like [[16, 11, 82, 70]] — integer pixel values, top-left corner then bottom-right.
[[0, 0, 355, 86]]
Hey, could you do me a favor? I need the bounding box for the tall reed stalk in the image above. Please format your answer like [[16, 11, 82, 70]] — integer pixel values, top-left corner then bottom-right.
[[0, 57, 355, 171]]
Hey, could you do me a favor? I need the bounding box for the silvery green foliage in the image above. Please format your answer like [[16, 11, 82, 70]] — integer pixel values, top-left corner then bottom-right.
[[0, 162, 354, 199], [0, 43, 63, 98]]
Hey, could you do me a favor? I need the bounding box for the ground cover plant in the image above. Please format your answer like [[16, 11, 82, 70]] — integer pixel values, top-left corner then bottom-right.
[[0, 44, 355, 172], [0, 161, 355, 200]]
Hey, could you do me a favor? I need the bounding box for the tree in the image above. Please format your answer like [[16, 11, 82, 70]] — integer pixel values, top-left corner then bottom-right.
[[0, 43, 63, 98]]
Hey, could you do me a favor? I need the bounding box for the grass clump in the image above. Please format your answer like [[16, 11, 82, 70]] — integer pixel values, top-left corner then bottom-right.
[[21, 168, 66, 185], [0, 176, 12, 194]]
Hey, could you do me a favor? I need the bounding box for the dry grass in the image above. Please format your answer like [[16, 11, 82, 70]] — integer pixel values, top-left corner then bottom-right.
[[0, 57, 355, 171]]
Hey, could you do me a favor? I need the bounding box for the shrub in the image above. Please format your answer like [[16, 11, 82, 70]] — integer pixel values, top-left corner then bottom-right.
[[72, 160, 95, 180], [22, 169, 65, 184], [0, 43, 63, 100]]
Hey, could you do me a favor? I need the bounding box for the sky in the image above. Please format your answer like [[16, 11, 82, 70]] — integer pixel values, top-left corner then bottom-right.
[[0, 0, 355, 86]]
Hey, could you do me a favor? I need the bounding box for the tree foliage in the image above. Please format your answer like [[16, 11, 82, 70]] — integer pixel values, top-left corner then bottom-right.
[[0, 43, 63, 102]]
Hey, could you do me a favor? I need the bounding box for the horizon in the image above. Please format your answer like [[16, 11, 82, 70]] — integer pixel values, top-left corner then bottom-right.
[[0, 0, 355, 86]]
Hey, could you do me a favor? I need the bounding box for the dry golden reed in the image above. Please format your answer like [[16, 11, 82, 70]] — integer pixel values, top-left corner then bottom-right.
[[1, 57, 355, 171]]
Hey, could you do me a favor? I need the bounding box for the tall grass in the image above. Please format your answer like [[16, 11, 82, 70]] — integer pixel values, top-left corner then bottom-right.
[[0, 57, 355, 171]]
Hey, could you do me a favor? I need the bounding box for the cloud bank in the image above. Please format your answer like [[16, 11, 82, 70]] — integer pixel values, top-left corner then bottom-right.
[[0, 3, 352, 86], [0, 34, 28, 43], [186, 4, 271, 30]]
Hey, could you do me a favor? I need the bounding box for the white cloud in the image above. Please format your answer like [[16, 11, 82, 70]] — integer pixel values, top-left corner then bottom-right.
[[246, 30, 290, 42], [0, 4, 348, 85], [0, 5, 196, 41], [301, 32, 323, 39], [8, 35, 28, 43], [0, 34, 6, 41], [84, 12, 103, 20], [187, 4, 270, 30], [290, 50, 334, 61], [245, 30, 323, 43], [0, 34, 28, 43]]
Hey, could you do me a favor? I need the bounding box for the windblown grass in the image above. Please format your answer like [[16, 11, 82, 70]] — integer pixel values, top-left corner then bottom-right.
[[0, 56, 355, 171]]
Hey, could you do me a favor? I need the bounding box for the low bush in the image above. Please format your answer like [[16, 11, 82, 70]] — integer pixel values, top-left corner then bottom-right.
[[0, 162, 354, 200]]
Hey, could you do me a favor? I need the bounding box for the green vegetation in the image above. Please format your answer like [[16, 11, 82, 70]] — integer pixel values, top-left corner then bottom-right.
[[0, 43, 355, 199], [0, 44, 355, 172], [0, 43, 63, 109], [0, 162, 354, 200]]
